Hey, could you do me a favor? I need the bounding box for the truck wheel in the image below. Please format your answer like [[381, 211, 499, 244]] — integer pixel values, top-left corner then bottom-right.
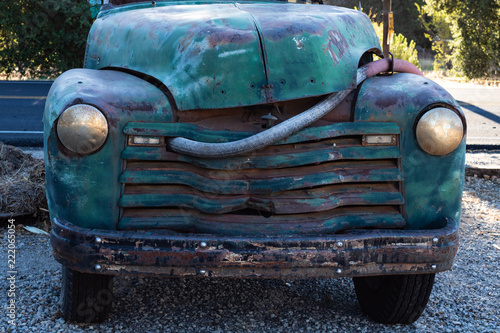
[[61, 266, 114, 323], [353, 273, 435, 324]]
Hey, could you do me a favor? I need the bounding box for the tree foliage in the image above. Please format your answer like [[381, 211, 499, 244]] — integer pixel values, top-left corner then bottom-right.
[[372, 21, 420, 68], [0, 0, 94, 79], [326, 0, 430, 48], [423, 0, 500, 78], [391, 34, 420, 68], [329, 0, 500, 79]]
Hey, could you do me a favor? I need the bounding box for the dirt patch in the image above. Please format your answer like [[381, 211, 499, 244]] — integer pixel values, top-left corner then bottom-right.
[[0, 142, 48, 219]]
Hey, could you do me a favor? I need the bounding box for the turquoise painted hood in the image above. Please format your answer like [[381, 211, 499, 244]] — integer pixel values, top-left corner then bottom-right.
[[85, 2, 381, 110]]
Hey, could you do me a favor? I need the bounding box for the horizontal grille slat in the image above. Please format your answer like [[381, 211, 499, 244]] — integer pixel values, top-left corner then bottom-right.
[[118, 206, 406, 235], [124, 121, 400, 145], [121, 144, 401, 170], [120, 160, 401, 194], [120, 183, 404, 214]]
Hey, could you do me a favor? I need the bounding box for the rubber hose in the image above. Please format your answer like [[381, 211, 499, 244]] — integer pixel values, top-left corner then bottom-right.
[[167, 58, 422, 158]]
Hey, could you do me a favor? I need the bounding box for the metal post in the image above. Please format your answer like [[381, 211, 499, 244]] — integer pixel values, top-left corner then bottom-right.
[[382, 0, 392, 58]]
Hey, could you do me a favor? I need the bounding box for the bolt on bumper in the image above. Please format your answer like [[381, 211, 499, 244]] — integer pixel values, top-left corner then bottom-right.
[[51, 217, 458, 279]]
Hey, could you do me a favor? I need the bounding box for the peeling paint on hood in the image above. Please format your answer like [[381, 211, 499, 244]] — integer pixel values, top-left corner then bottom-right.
[[85, 2, 381, 110]]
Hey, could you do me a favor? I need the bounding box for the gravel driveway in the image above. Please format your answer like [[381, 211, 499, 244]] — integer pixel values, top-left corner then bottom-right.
[[1, 176, 499, 333]]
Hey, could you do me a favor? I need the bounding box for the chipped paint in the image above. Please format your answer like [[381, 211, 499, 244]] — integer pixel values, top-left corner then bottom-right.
[[293, 36, 306, 49], [218, 48, 252, 58], [46, 1, 464, 281], [51, 217, 459, 278], [86, 2, 380, 110], [355, 74, 465, 230], [44, 69, 173, 230]]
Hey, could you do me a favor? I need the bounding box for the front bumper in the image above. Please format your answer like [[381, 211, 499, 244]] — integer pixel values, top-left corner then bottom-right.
[[51, 217, 459, 278]]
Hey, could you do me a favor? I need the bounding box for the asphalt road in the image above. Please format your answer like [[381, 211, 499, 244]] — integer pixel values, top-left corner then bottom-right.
[[433, 79, 500, 147], [0, 81, 52, 147], [0, 78, 499, 147]]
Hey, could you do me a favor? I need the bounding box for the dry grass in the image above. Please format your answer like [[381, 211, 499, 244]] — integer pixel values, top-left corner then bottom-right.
[[0, 142, 47, 217]]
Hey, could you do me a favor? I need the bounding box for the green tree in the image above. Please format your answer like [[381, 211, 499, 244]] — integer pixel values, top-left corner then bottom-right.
[[372, 20, 420, 68], [326, 0, 431, 48], [424, 0, 500, 78], [0, 0, 94, 79], [417, 3, 454, 72]]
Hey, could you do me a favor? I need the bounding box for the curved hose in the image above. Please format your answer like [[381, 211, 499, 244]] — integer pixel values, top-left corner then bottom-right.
[[167, 58, 422, 158]]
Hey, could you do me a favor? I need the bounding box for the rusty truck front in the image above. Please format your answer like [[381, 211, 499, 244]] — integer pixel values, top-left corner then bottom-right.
[[45, 0, 465, 324]]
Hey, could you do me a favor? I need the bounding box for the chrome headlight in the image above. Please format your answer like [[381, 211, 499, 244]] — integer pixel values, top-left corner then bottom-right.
[[415, 107, 464, 156], [56, 104, 108, 155]]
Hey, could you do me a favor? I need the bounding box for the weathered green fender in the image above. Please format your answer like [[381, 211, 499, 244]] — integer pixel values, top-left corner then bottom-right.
[[355, 73, 466, 230], [85, 1, 380, 110], [44, 69, 173, 229]]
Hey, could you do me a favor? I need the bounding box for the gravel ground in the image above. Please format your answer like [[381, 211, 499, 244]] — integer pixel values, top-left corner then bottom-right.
[[466, 150, 500, 169], [1, 177, 499, 332]]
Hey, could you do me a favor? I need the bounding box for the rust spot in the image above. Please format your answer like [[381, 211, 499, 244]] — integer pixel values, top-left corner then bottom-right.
[[207, 29, 255, 48], [212, 81, 222, 95], [257, 19, 325, 41], [375, 95, 400, 109], [108, 101, 156, 113], [325, 30, 349, 64], [51, 217, 459, 278], [178, 29, 197, 54]]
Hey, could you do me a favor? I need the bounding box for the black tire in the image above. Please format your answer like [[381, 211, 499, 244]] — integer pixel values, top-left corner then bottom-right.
[[353, 273, 435, 324], [61, 266, 114, 323]]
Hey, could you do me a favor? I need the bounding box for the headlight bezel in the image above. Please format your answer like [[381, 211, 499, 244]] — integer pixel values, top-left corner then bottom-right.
[[56, 104, 109, 156], [414, 104, 466, 156]]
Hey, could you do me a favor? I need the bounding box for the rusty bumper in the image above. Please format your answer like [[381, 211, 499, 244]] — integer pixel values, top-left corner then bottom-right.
[[51, 217, 459, 278]]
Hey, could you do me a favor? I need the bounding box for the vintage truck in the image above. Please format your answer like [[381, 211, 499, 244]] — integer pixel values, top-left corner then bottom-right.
[[44, 0, 465, 324]]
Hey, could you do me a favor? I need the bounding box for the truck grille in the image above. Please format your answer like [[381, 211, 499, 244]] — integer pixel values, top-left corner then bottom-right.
[[118, 121, 405, 235]]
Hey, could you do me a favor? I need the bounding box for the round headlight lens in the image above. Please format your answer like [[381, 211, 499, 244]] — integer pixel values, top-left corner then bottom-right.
[[416, 107, 464, 156], [57, 104, 108, 155]]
